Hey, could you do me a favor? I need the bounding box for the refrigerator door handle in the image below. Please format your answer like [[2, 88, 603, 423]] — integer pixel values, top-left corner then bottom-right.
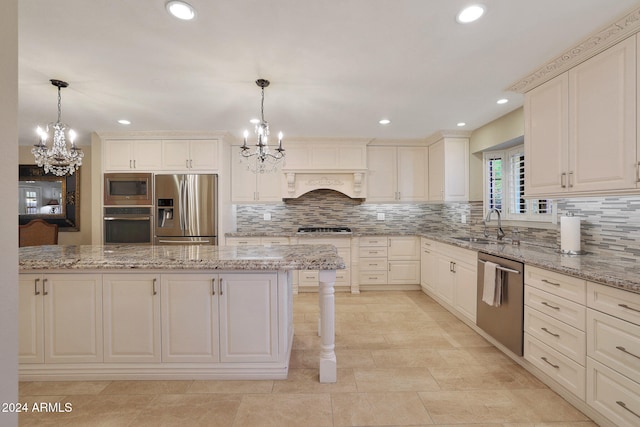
[[179, 178, 186, 232]]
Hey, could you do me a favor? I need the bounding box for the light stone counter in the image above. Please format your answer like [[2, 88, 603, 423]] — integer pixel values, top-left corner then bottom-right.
[[18, 244, 346, 272]]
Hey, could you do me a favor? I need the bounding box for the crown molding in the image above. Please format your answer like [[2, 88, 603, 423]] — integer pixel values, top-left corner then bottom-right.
[[507, 5, 640, 94], [424, 129, 472, 146]]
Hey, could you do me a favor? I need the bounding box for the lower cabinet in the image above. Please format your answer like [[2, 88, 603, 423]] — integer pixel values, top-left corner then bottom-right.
[[19, 271, 290, 380], [358, 236, 420, 290], [103, 274, 161, 363], [19, 273, 103, 364], [420, 238, 437, 293], [425, 242, 477, 323]]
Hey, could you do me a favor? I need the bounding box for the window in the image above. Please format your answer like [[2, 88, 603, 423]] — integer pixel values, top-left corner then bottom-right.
[[483, 145, 552, 222]]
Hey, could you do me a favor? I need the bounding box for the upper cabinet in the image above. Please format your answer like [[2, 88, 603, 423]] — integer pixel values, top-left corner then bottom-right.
[[103, 138, 221, 173], [428, 137, 469, 202], [231, 156, 283, 202], [104, 140, 162, 171], [525, 35, 637, 197], [367, 145, 428, 202], [161, 139, 219, 171]]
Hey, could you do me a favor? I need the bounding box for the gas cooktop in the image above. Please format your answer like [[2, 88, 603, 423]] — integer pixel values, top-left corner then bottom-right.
[[297, 227, 352, 233]]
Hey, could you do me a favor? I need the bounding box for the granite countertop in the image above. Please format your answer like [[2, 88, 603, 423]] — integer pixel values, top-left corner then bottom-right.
[[225, 230, 640, 294], [18, 244, 346, 272]]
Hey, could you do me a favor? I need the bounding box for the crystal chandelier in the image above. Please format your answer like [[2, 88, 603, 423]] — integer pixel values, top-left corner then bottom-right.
[[240, 79, 285, 173], [32, 79, 84, 176]]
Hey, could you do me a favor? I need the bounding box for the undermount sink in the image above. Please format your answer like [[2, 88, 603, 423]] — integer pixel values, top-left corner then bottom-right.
[[452, 237, 494, 244]]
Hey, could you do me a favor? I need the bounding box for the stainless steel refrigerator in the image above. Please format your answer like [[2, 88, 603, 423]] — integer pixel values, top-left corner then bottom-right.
[[154, 174, 218, 245]]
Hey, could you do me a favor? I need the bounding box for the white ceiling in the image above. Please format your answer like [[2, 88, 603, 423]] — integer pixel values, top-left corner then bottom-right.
[[18, 0, 640, 146]]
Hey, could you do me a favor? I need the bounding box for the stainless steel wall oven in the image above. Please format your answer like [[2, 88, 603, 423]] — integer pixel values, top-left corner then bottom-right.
[[104, 207, 153, 245]]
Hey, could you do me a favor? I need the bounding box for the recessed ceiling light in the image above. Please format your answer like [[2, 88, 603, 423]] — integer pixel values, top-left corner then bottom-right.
[[497, 98, 509, 104], [379, 119, 391, 125], [166, 1, 196, 20], [456, 4, 485, 23], [118, 119, 131, 125], [457, 122, 466, 127]]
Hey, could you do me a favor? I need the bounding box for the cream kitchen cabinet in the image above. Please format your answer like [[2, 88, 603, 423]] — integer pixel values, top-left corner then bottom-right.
[[586, 282, 640, 427], [420, 238, 437, 293], [231, 156, 283, 202], [358, 236, 420, 289], [161, 272, 280, 363], [428, 137, 469, 202], [367, 146, 428, 202], [524, 266, 587, 400], [161, 273, 220, 363], [103, 139, 162, 171], [19, 274, 103, 364], [161, 139, 219, 171], [103, 274, 161, 363], [525, 35, 637, 197]]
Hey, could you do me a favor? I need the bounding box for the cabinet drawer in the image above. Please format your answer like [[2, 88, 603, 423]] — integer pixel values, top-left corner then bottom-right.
[[335, 270, 350, 286], [360, 258, 387, 271], [262, 238, 289, 246], [587, 282, 640, 326], [525, 266, 586, 304], [587, 358, 640, 427], [360, 236, 388, 247], [299, 271, 319, 286], [360, 247, 388, 258], [587, 309, 640, 384], [359, 271, 388, 285], [524, 334, 585, 400], [421, 238, 437, 250], [524, 306, 586, 365], [227, 237, 261, 246], [525, 286, 586, 330]]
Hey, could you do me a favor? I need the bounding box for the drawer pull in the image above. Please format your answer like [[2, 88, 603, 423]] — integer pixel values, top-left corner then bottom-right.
[[368, 277, 378, 280], [618, 303, 640, 314], [541, 301, 560, 310], [541, 279, 561, 286], [541, 327, 560, 338], [616, 346, 640, 360], [616, 401, 640, 419], [540, 356, 559, 369]]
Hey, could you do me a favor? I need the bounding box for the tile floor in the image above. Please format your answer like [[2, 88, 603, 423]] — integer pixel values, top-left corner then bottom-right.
[[18, 291, 598, 427]]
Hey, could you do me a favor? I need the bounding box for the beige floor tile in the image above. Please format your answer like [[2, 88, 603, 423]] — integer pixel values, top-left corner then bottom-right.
[[428, 363, 547, 391], [132, 393, 241, 427], [384, 332, 454, 349], [233, 393, 333, 427], [100, 380, 193, 395], [371, 348, 448, 368], [19, 381, 111, 396], [291, 348, 375, 369], [272, 368, 357, 393], [331, 392, 433, 426], [509, 389, 591, 422], [336, 333, 391, 350], [187, 379, 274, 394], [419, 389, 539, 424], [354, 367, 441, 392], [503, 422, 598, 427]]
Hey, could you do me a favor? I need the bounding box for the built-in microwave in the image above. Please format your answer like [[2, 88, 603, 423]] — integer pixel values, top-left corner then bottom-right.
[[104, 173, 153, 206]]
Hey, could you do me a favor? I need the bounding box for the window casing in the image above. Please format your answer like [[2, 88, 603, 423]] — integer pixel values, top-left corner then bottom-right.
[[483, 145, 552, 222]]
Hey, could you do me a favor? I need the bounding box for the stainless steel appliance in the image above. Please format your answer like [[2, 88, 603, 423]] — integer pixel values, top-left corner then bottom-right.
[[154, 174, 218, 245], [104, 207, 153, 244], [476, 252, 524, 356], [104, 173, 153, 206]]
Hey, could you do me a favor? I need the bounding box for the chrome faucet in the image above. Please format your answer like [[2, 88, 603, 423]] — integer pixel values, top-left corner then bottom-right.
[[484, 208, 505, 240]]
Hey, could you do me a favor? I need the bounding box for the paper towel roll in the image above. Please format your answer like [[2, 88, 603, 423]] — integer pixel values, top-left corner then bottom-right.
[[561, 216, 581, 253]]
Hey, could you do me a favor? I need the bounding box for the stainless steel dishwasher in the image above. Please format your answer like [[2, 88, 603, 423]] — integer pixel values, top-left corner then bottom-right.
[[476, 252, 524, 356]]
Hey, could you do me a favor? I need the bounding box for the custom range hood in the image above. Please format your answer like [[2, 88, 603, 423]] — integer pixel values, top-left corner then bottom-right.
[[280, 139, 370, 200], [282, 171, 366, 199]]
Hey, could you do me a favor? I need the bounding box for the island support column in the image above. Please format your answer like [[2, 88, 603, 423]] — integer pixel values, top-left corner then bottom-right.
[[318, 269, 337, 383]]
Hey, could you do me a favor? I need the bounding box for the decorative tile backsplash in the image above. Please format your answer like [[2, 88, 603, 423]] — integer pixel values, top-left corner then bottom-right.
[[235, 190, 640, 259]]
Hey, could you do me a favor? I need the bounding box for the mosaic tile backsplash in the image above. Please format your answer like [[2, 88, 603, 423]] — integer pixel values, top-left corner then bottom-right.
[[235, 190, 640, 259]]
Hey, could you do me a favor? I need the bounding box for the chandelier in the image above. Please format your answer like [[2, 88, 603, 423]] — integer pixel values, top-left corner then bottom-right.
[[240, 79, 285, 173], [32, 79, 84, 176]]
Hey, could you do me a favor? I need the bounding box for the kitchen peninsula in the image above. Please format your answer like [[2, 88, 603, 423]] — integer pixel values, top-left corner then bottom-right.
[[18, 244, 345, 383]]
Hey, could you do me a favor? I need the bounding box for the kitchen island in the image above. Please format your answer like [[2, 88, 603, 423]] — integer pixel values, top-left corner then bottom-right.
[[18, 244, 345, 383]]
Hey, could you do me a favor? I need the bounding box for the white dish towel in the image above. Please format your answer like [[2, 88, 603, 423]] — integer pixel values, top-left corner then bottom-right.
[[482, 261, 504, 307]]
